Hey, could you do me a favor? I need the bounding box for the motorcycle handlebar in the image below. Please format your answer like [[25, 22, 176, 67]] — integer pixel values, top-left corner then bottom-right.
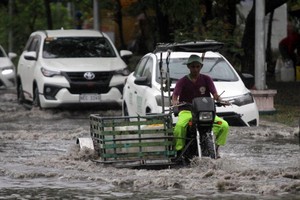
[[215, 100, 231, 107], [171, 100, 231, 109]]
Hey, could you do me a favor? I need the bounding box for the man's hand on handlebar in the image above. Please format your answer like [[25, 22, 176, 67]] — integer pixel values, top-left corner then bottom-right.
[[171, 99, 179, 106], [216, 100, 231, 107], [171, 101, 188, 108]]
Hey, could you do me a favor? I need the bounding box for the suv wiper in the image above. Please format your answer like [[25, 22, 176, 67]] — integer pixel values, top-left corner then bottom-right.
[[212, 78, 232, 82], [170, 77, 179, 82]]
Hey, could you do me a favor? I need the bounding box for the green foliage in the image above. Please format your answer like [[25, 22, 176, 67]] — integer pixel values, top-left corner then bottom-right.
[[204, 19, 244, 70], [51, 3, 73, 29], [0, 7, 9, 50], [0, 0, 243, 69], [167, 1, 243, 69], [0, 0, 80, 56], [160, 0, 201, 23]]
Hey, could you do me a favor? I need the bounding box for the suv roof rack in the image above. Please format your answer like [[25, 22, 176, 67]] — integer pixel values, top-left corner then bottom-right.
[[153, 40, 224, 53]]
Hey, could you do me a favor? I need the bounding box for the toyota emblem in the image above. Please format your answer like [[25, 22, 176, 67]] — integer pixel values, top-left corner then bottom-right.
[[84, 72, 95, 80]]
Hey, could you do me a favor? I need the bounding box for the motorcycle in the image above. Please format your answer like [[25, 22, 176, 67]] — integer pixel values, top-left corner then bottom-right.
[[172, 97, 228, 164]]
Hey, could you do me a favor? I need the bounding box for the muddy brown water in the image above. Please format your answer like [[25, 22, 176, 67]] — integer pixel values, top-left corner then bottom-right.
[[0, 89, 299, 199]]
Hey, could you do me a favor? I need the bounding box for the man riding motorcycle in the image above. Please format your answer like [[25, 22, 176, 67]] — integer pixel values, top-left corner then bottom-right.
[[172, 54, 229, 158]]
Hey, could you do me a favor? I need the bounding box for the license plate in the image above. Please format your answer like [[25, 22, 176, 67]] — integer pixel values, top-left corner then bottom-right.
[[79, 94, 101, 102]]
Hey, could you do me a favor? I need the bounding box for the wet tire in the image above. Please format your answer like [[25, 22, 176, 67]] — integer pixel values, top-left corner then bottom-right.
[[122, 103, 131, 122], [123, 104, 129, 116], [201, 131, 216, 159], [17, 82, 25, 104], [92, 138, 100, 157], [33, 86, 41, 108]]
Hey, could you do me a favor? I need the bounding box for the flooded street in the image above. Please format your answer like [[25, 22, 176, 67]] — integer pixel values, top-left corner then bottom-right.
[[0, 89, 299, 199]]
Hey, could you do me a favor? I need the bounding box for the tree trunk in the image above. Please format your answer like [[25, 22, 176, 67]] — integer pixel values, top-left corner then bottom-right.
[[155, 0, 170, 43], [44, 0, 52, 30], [115, 0, 126, 49]]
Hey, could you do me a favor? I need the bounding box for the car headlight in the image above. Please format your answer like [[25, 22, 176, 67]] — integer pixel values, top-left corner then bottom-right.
[[114, 68, 130, 76], [2, 67, 14, 75], [41, 67, 61, 77], [230, 92, 254, 106], [199, 112, 213, 121], [155, 95, 170, 107]]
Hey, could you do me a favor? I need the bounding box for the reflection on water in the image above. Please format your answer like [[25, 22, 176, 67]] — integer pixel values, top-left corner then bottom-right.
[[0, 91, 299, 199]]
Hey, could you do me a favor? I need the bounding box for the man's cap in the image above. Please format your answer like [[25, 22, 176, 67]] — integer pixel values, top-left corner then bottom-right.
[[186, 54, 203, 65]]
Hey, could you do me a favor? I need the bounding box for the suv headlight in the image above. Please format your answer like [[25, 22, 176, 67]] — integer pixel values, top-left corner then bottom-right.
[[2, 67, 14, 75], [114, 68, 130, 76], [230, 93, 254, 106], [199, 112, 213, 121], [41, 67, 61, 77], [155, 95, 170, 107]]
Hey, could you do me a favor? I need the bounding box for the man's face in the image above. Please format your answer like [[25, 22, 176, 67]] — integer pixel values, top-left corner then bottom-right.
[[188, 61, 202, 75]]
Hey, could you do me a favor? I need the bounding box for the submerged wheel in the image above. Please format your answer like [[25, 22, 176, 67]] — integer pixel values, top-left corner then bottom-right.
[[201, 131, 216, 159], [33, 86, 41, 108], [92, 138, 100, 157], [17, 82, 25, 104], [123, 104, 129, 116]]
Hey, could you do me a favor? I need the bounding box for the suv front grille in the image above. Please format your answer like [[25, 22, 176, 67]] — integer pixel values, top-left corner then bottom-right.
[[63, 71, 113, 94], [64, 71, 112, 82]]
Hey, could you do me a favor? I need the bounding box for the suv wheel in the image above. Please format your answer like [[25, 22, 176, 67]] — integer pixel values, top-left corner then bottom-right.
[[33, 86, 41, 108], [123, 104, 129, 116], [17, 82, 25, 104]]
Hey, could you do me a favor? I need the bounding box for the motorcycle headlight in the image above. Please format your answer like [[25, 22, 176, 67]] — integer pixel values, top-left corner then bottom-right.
[[199, 112, 213, 121], [230, 93, 254, 106], [41, 67, 61, 77]]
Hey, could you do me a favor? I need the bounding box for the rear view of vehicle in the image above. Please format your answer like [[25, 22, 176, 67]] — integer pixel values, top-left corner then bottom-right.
[[17, 29, 132, 109]]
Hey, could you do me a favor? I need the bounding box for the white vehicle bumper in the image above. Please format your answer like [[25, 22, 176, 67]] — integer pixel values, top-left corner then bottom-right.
[[39, 87, 123, 108], [0, 69, 15, 88], [168, 103, 259, 127], [216, 103, 259, 126]]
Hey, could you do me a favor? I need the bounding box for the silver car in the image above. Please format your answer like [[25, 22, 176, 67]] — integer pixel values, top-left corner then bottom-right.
[[0, 45, 17, 89]]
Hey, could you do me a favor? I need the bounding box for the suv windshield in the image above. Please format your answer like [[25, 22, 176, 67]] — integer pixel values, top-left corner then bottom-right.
[[43, 37, 116, 58], [156, 57, 238, 83]]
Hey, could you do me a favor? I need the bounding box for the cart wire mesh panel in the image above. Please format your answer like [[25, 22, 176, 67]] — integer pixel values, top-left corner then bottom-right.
[[90, 113, 176, 168]]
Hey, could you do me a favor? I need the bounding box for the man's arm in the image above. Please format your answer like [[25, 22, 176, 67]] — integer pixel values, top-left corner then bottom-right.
[[213, 93, 221, 102], [172, 94, 179, 105]]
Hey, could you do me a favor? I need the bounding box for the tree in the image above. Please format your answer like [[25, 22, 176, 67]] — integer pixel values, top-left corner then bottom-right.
[[115, 0, 126, 49], [44, 0, 53, 29]]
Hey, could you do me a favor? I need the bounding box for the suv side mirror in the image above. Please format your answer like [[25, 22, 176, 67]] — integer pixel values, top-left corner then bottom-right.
[[134, 76, 151, 87], [241, 73, 254, 89], [120, 50, 133, 58], [24, 51, 37, 61], [120, 50, 133, 65], [8, 52, 17, 60]]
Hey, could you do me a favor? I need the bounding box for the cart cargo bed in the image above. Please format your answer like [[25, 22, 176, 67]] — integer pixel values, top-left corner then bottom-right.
[[89, 113, 176, 168]]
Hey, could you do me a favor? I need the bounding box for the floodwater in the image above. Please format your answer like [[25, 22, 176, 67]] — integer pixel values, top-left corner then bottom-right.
[[0, 89, 299, 200]]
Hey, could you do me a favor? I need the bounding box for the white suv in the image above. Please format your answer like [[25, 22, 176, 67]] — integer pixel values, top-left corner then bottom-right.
[[122, 42, 259, 126], [17, 29, 132, 108]]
